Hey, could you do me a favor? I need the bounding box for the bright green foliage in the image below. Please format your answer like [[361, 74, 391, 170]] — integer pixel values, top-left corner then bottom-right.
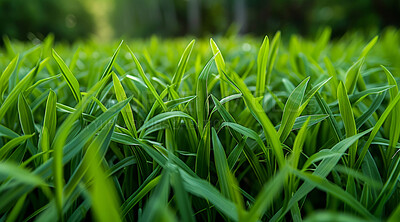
[[1, 30, 400, 222]]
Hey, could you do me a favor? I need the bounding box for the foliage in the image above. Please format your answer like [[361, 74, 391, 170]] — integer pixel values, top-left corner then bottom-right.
[[1, 28, 400, 221]]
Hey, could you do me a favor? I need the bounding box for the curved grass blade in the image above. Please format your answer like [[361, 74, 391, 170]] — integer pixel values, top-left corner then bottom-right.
[[290, 168, 374, 218], [212, 128, 245, 217], [220, 122, 267, 157], [256, 35, 269, 97], [52, 49, 81, 103], [271, 129, 372, 221], [211, 94, 268, 184], [337, 81, 357, 166], [266, 31, 281, 85], [274, 114, 328, 131], [0, 54, 19, 98], [224, 71, 285, 168], [196, 55, 216, 134], [278, 77, 309, 142], [210, 38, 228, 99], [0, 62, 40, 121], [195, 122, 211, 179], [126, 45, 167, 111], [0, 134, 33, 160], [359, 36, 378, 59], [169, 167, 196, 222], [381, 65, 400, 161], [64, 121, 115, 197], [247, 168, 288, 222], [18, 94, 36, 142], [172, 40, 195, 90], [112, 72, 138, 138], [38, 90, 57, 162], [355, 92, 400, 168], [138, 111, 195, 133], [0, 162, 48, 187], [84, 126, 122, 222], [344, 58, 364, 95]]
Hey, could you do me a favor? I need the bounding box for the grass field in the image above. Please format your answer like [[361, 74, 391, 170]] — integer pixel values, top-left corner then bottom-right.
[[1, 28, 400, 221]]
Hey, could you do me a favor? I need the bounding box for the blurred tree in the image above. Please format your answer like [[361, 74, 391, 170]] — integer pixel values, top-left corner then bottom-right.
[[111, 0, 400, 38], [0, 0, 94, 41]]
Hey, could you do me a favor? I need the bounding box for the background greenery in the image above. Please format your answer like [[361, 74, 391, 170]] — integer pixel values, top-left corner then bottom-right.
[[1, 0, 400, 41]]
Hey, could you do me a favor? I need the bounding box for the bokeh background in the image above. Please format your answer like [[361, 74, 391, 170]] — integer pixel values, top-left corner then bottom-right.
[[1, 0, 400, 41]]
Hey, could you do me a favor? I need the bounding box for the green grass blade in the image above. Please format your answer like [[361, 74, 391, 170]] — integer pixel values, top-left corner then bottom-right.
[[220, 122, 268, 157], [344, 58, 364, 95], [247, 168, 288, 222], [138, 111, 195, 133], [84, 126, 121, 222], [272, 129, 372, 221], [126, 45, 167, 111], [172, 40, 195, 90], [256, 35, 269, 97], [355, 92, 400, 168], [52, 49, 81, 103], [211, 94, 268, 184], [100, 40, 123, 79], [169, 167, 196, 222], [224, 71, 285, 168], [0, 162, 47, 187], [212, 128, 244, 213], [0, 134, 34, 160], [112, 72, 138, 138], [38, 90, 57, 162], [18, 94, 36, 141], [0, 54, 19, 98], [290, 168, 375, 218], [64, 121, 115, 197], [195, 122, 211, 179], [381, 65, 400, 160], [337, 81, 357, 166], [359, 36, 378, 59], [278, 77, 309, 142], [266, 31, 281, 85], [196, 55, 216, 134], [210, 38, 228, 99], [0, 62, 40, 121]]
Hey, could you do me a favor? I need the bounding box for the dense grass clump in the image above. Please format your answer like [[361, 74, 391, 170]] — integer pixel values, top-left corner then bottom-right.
[[1, 28, 400, 221]]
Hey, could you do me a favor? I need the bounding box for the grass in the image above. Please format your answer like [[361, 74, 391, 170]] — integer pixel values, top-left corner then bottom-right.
[[1, 28, 400, 221]]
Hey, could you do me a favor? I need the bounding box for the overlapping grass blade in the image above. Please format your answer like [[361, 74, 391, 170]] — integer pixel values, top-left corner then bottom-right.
[[278, 77, 309, 142], [112, 72, 138, 137], [52, 49, 81, 103], [337, 81, 357, 166], [0, 61, 41, 120], [0, 54, 19, 98], [38, 90, 57, 162], [224, 71, 285, 168]]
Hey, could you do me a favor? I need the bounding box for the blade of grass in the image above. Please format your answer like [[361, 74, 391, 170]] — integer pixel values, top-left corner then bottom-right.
[[52, 49, 81, 103], [112, 72, 138, 138], [0, 54, 19, 99], [38, 90, 57, 162], [256, 35, 269, 97], [337, 81, 357, 167], [278, 77, 309, 142], [172, 40, 195, 90], [224, 71, 285, 168]]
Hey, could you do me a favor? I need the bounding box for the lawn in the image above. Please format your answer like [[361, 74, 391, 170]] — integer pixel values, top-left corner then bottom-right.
[[1, 28, 400, 221]]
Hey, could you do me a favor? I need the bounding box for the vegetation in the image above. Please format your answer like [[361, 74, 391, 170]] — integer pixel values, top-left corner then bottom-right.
[[1, 28, 400, 221]]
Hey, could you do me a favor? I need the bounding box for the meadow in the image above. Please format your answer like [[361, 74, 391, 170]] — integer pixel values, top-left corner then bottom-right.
[[1, 28, 400, 221]]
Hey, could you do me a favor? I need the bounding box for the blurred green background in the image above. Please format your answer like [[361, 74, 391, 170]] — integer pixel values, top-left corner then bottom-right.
[[1, 0, 400, 41]]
